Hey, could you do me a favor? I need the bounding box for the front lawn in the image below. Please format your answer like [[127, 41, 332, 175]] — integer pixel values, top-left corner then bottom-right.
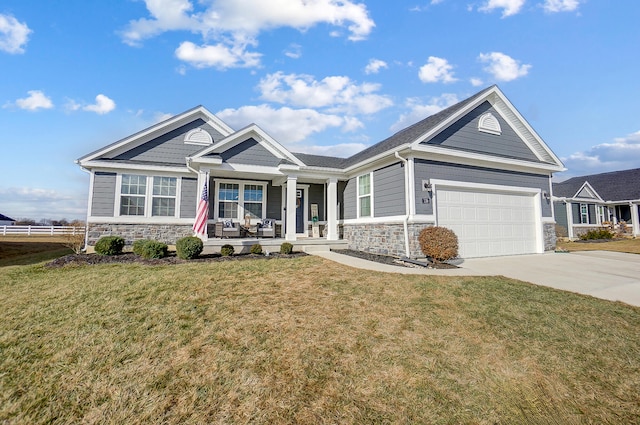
[[557, 237, 640, 254], [1, 256, 639, 424]]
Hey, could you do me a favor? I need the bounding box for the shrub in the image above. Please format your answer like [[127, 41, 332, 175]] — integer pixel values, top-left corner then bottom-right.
[[250, 243, 263, 255], [62, 225, 85, 254], [94, 236, 125, 256], [280, 242, 293, 254], [138, 240, 168, 259], [418, 226, 458, 263], [220, 244, 235, 256], [132, 239, 148, 256], [176, 236, 204, 260], [580, 228, 614, 240]]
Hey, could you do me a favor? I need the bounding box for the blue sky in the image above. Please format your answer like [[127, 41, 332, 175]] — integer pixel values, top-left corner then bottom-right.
[[1, 0, 639, 221]]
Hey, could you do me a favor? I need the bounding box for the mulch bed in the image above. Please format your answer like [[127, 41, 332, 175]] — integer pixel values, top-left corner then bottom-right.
[[45, 252, 307, 268], [332, 249, 459, 269]]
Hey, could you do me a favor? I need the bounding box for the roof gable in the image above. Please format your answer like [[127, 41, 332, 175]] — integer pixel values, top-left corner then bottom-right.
[[342, 85, 564, 172], [77, 106, 234, 165], [422, 101, 540, 162], [190, 124, 304, 168]]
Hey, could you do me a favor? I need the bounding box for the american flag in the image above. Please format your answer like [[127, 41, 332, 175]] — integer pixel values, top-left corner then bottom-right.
[[193, 178, 209, 236]]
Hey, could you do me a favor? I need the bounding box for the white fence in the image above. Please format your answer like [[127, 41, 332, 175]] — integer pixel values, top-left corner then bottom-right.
[[1, 225, 86, 236]]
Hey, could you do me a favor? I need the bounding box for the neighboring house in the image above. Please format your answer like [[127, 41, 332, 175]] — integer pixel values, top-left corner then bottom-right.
[[76, 85, 564, 258], [0, 213, 16, 226], [552, 168, 640, 239]]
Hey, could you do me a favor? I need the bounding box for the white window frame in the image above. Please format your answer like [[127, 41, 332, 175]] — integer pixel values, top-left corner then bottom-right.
[[214, 179, 267, 222], [579, 203, 589, 224], [115, 173, 180, 218], [597, 205, 606, 224], [357, 172, 373, 218]]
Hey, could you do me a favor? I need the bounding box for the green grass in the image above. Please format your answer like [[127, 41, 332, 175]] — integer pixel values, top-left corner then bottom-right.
[[0, 236, 73, 266], [1, 253, 639, 424], [557, 237, 640, 254]]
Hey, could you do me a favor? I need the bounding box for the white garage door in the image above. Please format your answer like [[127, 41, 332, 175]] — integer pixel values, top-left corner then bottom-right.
[[436, 187, 538, 258]]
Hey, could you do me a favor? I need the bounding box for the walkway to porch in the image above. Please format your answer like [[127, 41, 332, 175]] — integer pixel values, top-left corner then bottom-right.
[[203, 236, 348, 255]]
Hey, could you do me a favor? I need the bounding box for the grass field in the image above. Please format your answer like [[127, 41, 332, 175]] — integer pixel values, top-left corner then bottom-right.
[[1, 238, 639, 424], [557, 237, 640, 254]]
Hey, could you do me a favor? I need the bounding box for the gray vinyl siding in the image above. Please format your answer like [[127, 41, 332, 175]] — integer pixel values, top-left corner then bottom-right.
[[180, 177, 197, 218], [343, 178, 356, 220], [91, 172, 116, 217], [577, 187, 597, 199], [110, 119, 224, 165], [221, 138, 281, 167], [266, 183, 282, 220], [423, 101, 540, 162], [572, 204, 581, 224], [414, 160, 552, 217], [588, 204, 596, 224], [307, 184, 325, 221], [554, 201, 568, 228], [338, 181, 346, 220], [373, 162, 405, 217]]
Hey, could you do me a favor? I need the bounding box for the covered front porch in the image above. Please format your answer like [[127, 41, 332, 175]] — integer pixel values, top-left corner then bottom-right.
[[202, 235, 348, 255]]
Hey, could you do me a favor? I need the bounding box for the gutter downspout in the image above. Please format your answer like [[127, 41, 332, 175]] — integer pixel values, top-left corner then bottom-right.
[[394, 151, 411, 258]]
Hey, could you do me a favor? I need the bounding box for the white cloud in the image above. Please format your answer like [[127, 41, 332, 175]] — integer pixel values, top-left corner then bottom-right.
[[478, 51, 531, 81], [560, 131, 640, 177], [297, 142, 368, 157], [121, 0, 374, 69], [284, 43, 302, 59], [0, 186, 87, 221], [14, 90, 54, 111], [217, 104, 357, 144], [543, 0, 580, 12], [175, 41, 261, 69], [83, 94, 116, 115], [479, 0, 525, 17], [364, 58, 388, 74], [470, 77, 484, 87], [390, 93, 459, 132], [418, 56, 457, 83], [258, 72, 393, 115], [0, 14, 31, 54]]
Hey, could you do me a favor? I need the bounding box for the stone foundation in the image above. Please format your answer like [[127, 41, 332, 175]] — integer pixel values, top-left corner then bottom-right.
[[345, 221, 559, 258], [543, 222, 557, 251], [343, 222, 434, 258], [87, 223, 194, 246]]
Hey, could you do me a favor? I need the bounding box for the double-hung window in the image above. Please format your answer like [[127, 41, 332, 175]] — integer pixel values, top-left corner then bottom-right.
[[243, 184, 263, 218], [119, 174, 178, 217], [216, 181, 266, 220], [358, 173, 372, 217], [218, 183, 239, 219], [152, 177, 177, 216], [579, 203, 589, 224], [120, 174, 147, 216]]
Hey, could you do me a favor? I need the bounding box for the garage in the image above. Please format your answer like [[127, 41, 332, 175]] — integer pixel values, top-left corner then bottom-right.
[[436, 187, 539, 258]]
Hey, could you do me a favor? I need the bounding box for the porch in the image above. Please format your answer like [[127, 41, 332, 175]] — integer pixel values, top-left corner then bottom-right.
[[202, 236, 348, 255]]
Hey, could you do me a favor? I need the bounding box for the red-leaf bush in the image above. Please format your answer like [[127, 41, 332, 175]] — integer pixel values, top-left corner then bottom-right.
[[418, 226, 458, 263]]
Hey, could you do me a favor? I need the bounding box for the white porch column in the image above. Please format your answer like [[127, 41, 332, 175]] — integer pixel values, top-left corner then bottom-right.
[[285, 175, 298, 241], [565, 202, 574, 239], [326, 177, 338, 240], [631, 202, 640, 237]]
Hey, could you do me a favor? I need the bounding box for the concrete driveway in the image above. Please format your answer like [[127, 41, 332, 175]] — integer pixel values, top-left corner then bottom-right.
[[314, 250, 640, 307], [461, 251, 640, 307]]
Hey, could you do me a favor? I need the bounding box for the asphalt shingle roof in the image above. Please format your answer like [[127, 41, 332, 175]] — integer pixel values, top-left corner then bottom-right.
[[553, 168, 640, 201], [0, 213, 15, 221], [292, 152, 345, 168]]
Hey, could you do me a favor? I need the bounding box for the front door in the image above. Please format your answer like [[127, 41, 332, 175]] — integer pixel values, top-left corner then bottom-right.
[[296, 189, 304, 233]]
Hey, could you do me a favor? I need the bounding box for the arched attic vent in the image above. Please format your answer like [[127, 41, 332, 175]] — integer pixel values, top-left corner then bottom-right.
[[478, 112, 502, 135], [184, 128, 213, 145]]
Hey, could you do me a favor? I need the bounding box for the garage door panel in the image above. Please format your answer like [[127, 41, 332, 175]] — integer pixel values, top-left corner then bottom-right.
[[437, 187, 538, 258]]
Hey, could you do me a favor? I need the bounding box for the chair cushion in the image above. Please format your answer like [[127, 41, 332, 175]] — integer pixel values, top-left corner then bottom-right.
[[262, 219, 273, 228], [223, 219, 234, 228]]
